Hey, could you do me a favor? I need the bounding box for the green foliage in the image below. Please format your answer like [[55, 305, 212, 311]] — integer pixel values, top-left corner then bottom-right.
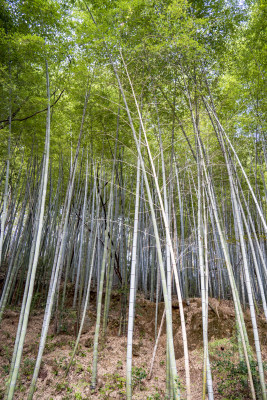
[[210, 337, 267, 399], [214, 358, 266, 399], [2, 364, 9, 375], [99, 372, 126, 399], [55, 382, 73, 394], [0, 0, 263, 190], [147, 394, 162, 400], [146, 389, 168, 400], [22, 357, 35, 378], [2, 344, 11, 360], [132, 366, 147, 390], [0, 2, 266, 397], [77, 349, 86, 357], [74, 392, 84, 400], [52, 356, 68, 376], [75, 362, 84, 373]]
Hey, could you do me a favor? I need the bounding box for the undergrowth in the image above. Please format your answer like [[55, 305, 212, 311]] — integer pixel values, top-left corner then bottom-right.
[[210, 337, 267, 399]]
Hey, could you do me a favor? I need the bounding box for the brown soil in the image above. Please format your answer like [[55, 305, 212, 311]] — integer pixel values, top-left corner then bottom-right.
[[0, 295, 266, 400]]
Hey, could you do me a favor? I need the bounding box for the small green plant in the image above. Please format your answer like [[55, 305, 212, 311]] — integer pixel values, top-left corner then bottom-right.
[[2, 344, 11, 360], [2, 364, 9, 374], [174, 377, 185, 393], [147, 394, 161, 400], [99, 372, 126, 399], [45, 336, 57, 353], [3, 330, 11, 339], [58, 322, 68, 333], [140, 330, 145, 339], [22, 358, 35, 378], [56, 382, 72, 393], [68, 340, 76, 348], [53, 356, 68, 373], [147, 393, 161, 400], [146, 388, 166, 400], [132, 366, 147, 390], [78, 349, 86, 357], [18, 382, 26, 393], [75, 362, 84, 374]]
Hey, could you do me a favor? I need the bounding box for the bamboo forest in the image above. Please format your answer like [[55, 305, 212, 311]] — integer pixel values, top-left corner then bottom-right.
[[0, 0, 266, 399]]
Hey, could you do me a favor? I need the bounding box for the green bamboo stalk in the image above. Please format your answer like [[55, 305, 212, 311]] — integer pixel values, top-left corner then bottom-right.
[[126, 132, 141, 399], [27, 74, 92, 400], [6, 60, 51, 400], [0, 59, 11, 267]]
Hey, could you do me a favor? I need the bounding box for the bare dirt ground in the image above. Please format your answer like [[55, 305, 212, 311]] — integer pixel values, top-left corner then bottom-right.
[[0, 293, 266, 399]]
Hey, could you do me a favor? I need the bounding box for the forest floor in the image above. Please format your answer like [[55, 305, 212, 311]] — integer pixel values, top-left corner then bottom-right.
[[0, 292, 266, 400]]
